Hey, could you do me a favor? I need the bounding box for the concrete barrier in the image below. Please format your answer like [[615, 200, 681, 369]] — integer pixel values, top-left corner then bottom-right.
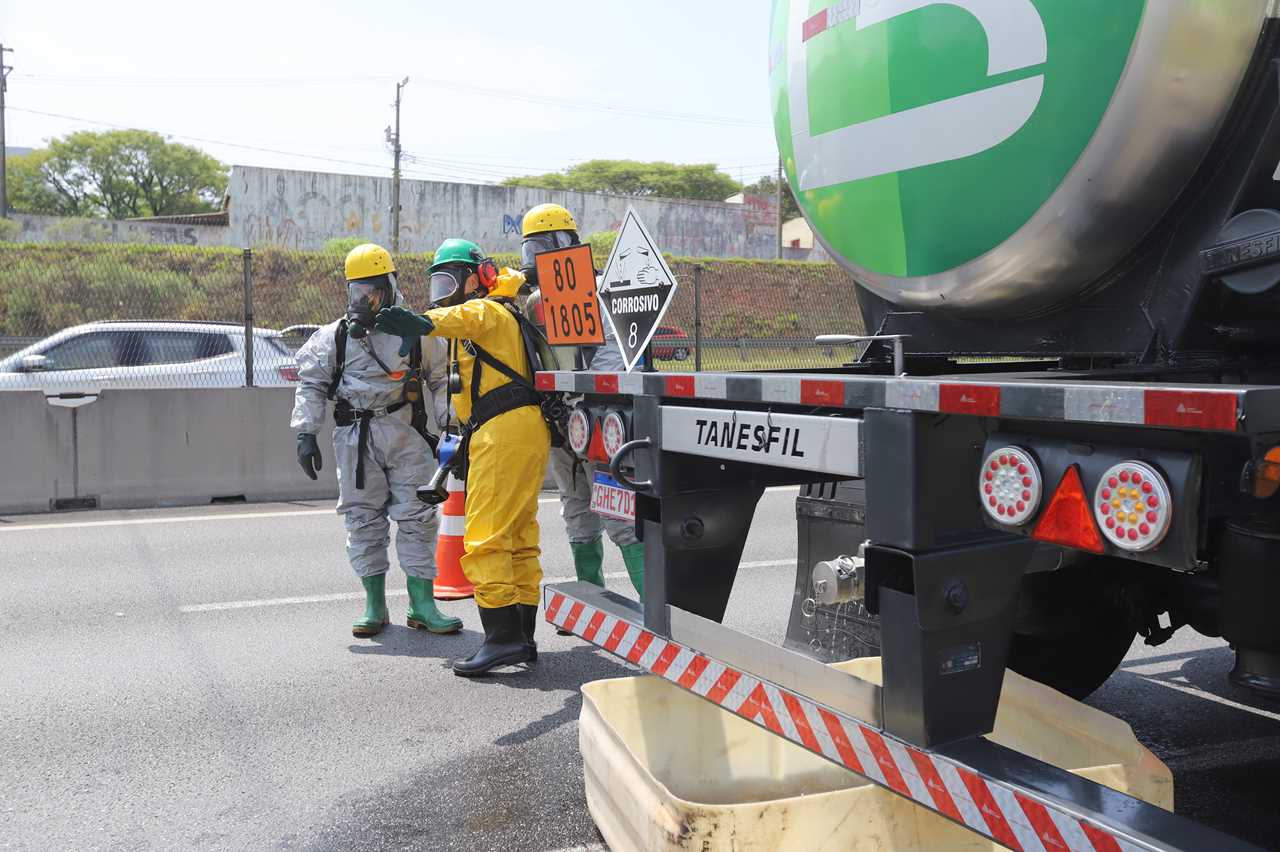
[[74, 388, 337, 510], [0, 392, 76, 514], [0, 386, 562, 516], [0, 388, 336, 515]]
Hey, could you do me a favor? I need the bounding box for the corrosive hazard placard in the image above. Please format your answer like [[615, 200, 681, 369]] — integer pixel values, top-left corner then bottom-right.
[[598, 207, 679, 372], [534, 244, 605, 345]]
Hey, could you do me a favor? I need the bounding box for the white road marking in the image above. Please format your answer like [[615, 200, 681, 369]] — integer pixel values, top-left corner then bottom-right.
[[2, 486, 803, 533], [1129, 673, 1280, 722], [181, 590, 409, 613], [179, 560, 794, 613], [0, 508, 334, 532]]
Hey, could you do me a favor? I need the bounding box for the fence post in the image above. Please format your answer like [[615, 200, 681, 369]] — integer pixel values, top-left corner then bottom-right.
[[693, 264, 702, 372], [242, 248, 254, 388]]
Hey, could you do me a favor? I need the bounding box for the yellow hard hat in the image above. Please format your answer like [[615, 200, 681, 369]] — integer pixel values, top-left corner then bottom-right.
[[522, 203, 578, 237], [344, 243, 396, 281]]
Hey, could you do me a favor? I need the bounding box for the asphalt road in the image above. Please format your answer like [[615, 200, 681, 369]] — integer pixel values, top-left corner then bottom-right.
[[1, 489, 1277, 851]]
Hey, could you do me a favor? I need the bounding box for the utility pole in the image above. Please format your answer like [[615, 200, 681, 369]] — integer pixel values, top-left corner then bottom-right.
[[1, 45, 13, 219], [388, 76, 409, 252], [776, 156, 784, 259]]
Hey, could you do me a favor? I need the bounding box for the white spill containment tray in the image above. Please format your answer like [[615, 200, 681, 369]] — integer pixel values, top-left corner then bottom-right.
[[580, 657, 1172, 852]]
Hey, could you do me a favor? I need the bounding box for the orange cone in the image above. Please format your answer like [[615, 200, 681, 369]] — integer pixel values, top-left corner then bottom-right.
[[433, 473, 474, 599]]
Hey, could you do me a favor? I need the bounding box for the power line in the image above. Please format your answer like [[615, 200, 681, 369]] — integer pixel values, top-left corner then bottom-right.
[[14, 72, 771, 128], [9, 105, 778, 187], [9, 105, 394, 172]]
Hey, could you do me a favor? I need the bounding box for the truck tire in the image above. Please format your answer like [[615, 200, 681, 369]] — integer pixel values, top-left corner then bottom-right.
[[1006, 556, 1138, 700]]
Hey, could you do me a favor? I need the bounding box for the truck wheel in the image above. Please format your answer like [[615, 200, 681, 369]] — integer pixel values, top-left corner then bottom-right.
[[1006, 557, 1138, 700]]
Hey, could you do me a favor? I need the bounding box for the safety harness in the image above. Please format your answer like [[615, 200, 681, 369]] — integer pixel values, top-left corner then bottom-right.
[[442, 300, 567, 483], [326, 319, 436, 489]]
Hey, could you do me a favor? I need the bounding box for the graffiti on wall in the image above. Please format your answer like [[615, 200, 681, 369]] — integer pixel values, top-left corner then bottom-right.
[[228, 167, 780, 258]]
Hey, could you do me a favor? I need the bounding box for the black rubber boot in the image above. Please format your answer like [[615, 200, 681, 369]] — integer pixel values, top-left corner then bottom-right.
[[518, 603, 538, 662], [452, 605, 531, 677]]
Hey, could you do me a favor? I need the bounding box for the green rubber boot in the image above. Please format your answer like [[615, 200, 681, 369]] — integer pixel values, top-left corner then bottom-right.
[[352, 574, 390, 637], [571, 538, 606, 586], [620, 542, 645, 597], [406, 577, 463, 634], [559, 538, 606, 635]]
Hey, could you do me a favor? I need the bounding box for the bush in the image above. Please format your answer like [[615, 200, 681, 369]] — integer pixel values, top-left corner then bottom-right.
[[0, 243, 862, 339]]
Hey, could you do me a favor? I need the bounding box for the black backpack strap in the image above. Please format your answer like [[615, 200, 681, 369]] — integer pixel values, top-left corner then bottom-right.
[[405, 338, 438, 453], [470, 343, 534, 391], [325, 320, 348, 401]]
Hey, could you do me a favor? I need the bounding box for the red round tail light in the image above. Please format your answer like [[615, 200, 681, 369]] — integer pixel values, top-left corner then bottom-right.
[[601, 411, 627, 459], [566, 406, 591, 455], [979, 446, 1042, 526], [1094, 461, 1171, 552]]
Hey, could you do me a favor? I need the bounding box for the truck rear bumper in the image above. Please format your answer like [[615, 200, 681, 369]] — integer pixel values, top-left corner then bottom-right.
[[546, 580, 1262, 852]]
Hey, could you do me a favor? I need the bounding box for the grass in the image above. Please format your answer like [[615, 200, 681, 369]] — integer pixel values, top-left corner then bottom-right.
[[654, 346, 852, 372]]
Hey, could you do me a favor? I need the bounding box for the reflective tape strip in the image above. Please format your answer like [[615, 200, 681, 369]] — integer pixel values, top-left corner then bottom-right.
[[533, 372, 1249, 434], [619, 372, 645, 396], [886, 379, 941, 412], [695, 374, 728, 399], [438, 514, 466, 537], [1144, 389, 1238, 432], [664, 375, 696, 397], [761, 375, 801, 404], [940, 383, 1001, 417], [1064, 387, 1144, 426], [801, 378, 845, 406], [543, 586, 1147, 852]]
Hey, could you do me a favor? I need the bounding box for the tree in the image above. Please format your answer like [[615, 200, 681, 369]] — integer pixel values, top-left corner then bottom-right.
[[742, 174, 802, 221], [6, 150, 78, 215], [503, 159, 739, 202], [7, 130, 228, 219]]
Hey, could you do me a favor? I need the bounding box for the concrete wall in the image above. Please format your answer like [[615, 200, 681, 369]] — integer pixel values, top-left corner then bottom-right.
[[227, 166, 779, 258], [9, 212, 230, 247], [0, 388, 336, 515]]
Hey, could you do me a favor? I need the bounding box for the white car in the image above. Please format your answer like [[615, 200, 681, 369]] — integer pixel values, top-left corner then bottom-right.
[[0, 321, 300, 392]]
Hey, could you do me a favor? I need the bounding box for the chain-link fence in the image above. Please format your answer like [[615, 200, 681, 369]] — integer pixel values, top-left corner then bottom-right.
[[0, 242, 864, 391], [657, 260, 866, 373]]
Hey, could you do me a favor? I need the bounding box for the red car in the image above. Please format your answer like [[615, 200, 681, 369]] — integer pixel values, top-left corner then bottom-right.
[[651, 325, 692, 361]]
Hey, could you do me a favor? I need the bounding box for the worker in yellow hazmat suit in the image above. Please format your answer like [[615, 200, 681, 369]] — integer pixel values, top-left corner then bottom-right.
[[375, 238, 550, 676]]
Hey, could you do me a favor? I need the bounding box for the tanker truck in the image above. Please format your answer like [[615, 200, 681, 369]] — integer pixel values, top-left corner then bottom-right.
[[540, 2, 1280, 848]]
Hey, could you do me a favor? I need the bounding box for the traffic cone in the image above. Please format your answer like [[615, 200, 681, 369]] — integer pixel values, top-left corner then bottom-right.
[[433, 473, 474, 599]]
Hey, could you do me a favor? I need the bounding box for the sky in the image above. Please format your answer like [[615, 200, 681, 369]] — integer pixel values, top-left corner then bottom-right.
[[2, 0, 782, 190]]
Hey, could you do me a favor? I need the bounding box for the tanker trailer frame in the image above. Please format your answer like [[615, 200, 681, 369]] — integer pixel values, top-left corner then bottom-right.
[[539, 366, 1280, 851]]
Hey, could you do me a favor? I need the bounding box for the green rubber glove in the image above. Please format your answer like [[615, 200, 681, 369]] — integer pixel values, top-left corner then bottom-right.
[[374, 306, 433, 357]]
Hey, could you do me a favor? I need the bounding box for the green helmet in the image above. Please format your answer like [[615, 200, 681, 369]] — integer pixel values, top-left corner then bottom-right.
[[429, 238, 485, 272]]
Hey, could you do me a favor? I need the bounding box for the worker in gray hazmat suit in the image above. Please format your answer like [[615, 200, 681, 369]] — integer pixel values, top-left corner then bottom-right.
[[291, 243, 463, 638]]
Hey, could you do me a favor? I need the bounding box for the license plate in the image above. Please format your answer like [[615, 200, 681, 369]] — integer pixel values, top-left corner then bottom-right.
[[591, 472, 635, 522]]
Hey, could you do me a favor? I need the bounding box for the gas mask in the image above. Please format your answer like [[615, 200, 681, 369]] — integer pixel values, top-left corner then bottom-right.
[[346, 274, 395, 339], [429, 265, 473, 309], [429, 259, 499, 308], [519, 229, 579, 288]]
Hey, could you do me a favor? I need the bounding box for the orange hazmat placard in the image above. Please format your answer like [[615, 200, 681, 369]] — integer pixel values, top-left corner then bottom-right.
[[535, 244, 606, 346]]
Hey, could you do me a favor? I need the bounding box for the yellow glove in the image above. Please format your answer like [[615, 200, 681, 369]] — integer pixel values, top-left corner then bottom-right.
[[491, 267, 527, 299]]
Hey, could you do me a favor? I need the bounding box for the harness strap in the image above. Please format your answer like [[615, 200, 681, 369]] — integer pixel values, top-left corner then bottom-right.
[[334, 399, 409, 489], [325, 320, 348, 401]]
